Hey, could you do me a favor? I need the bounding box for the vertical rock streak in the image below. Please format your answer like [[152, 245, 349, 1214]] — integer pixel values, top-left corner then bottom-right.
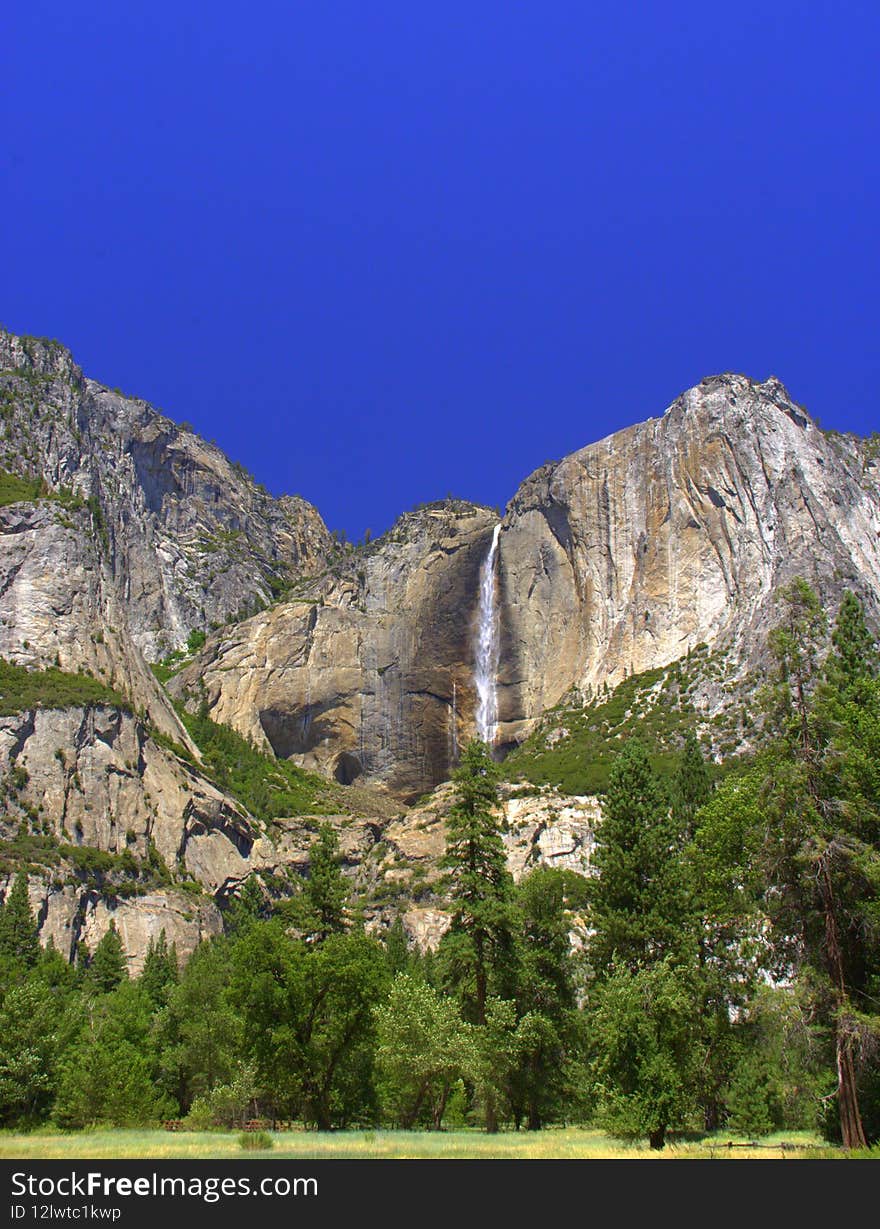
[[475, 524, 502, 745]]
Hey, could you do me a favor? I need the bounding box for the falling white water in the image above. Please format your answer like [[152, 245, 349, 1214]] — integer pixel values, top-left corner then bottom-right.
[[450, 680, 459, 762], [474, 523, 501, 745]]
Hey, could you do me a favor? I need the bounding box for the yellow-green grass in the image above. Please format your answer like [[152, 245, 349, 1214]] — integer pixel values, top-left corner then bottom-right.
[[0, 1128, 845, 1161]]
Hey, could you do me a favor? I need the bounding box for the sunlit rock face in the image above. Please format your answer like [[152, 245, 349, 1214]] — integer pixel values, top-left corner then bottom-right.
[[0, 329, 333, 666], [179, 375, 880, 795], [173, 502, 500, 801], [495, 374, 880, 746], [5, 330, 880, 802]]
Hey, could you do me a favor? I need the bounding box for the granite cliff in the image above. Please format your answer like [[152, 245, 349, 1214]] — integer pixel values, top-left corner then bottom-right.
[[174, 372, 880, 791], [1, 330, 879, 968]]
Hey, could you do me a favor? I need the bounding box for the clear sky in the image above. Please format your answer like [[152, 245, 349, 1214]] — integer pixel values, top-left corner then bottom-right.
[[4, 2, 879, 539]]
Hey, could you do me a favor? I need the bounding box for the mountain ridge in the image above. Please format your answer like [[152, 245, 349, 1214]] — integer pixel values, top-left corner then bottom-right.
[[1, 327, 879, 966]]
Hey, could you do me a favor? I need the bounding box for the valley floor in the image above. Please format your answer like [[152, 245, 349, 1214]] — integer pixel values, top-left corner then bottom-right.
[[0, 1127, 850, 1160]]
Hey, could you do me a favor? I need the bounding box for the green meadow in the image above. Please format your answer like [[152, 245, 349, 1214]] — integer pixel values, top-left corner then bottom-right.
[[0, 1128, 849, 1161]]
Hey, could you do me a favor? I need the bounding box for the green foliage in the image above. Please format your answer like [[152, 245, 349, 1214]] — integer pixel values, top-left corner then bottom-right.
[[186, 628, 207, 654], [239, 1130, 273, 1150], [671, 728, 713, 836], [292, 823, 351, 941], [151, 630, 209, 683], [589, 959, 702, 1148], [589, 740, 692, 977], [693, 583, 880, 1148], [229, 925, 389, 1129], [382, 915, 412, 974], [374, 974, 473, 1129], [176, 703, 336, 820], [54, 983, 172, 1128], [185, 1062, 258, 1129], [83, 924, 128, 994], [223, 876, 271, 936], [504, 652, 725, 794], [0, 872, 40, 970], [160, 938, 243, 1111], [438, 741, 517, 1027], [0, 659, 130, 717], [138, 931, 178, 1005], [0, 976, 81, 1126], [0, 469, 46, 506]]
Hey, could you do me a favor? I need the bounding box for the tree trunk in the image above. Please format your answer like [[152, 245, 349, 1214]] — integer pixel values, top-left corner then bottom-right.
[[433, 1085, 451, 1131], [648, 1124, 666, 1150], [819, 855, 867, 1150], [836, 1020, 868, 1151]]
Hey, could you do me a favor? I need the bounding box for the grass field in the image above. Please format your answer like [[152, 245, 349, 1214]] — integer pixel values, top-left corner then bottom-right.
[[0, 1128, 848, 1161]]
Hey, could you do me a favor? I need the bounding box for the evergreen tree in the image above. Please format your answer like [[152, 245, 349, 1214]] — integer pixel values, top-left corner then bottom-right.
[[0, 872, 40, 970], [763, 583, 879, 1148], [696, 583, 880, 1149], [297, 822, 350, 942], [85, 924, 128, 994], [139, 931, 178, 1005], [223, 875, 270, 936], [672, 729, 712, 837], [589, 739, 692, 977], [586, 739, 704, 1146], [438, 740, 516, 1026], [827, 589, 878, 692], [508, 868, 586, 1129], [383, 915, 412, 974]]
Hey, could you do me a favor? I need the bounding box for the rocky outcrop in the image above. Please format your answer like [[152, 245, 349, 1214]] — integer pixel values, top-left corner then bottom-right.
[[10, 877, 224, 976], [0, 704, 258, 893], [0, 502, 191, 744], [172, 502, 499, 799], [174, 374, 880, 789], [492, 374, 880, 745], [0, 331, 333, 663]]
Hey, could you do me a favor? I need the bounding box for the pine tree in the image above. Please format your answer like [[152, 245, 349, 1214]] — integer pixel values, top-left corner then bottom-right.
[[85, 924, 128, 994], [727, 582, 880, 1149], [139, 930, 178, 1005], [383, 915, 411, 974], [589, 739, 692, 978], [827, 589, 878, 692], [672, 729, 712, 837], [0, 872, 40, 969], [439, 740, 516, 1027], [224, 875, 269, 936], [298, 823, 350, 942]]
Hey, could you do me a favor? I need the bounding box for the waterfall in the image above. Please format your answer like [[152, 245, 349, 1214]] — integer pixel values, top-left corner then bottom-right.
[[450, 679, 459, 762], [475, 523, 501, 745]]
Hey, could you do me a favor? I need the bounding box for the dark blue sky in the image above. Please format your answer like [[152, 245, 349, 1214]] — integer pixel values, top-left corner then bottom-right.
[[5, 2, 879, 539]]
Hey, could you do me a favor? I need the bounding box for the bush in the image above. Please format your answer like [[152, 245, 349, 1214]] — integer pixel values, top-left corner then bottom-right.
[[0, 659, 130, 717], [238, 1131, 273, 1150]]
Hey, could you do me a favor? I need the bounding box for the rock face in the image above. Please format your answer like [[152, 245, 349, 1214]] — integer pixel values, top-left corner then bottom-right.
[[0, 704, 257, 887], [0, 700, 258, 969], [3, 329, 880, 964], [493, 375, 880, 745], [172, 502, 500, 799], [13, 878, 224, 977], [176, 373, 880, 791], [0, 501, 189, 744], [0, 331, 333, 664]]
